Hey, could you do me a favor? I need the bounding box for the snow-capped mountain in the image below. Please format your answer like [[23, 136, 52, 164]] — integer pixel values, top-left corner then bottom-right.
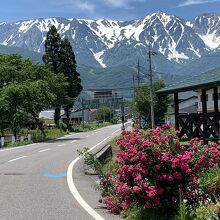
[[192, 13, 220, 50], [0, 12, 219, 72]]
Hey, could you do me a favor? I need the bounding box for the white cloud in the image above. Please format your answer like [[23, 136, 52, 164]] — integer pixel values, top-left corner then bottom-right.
[[178, 0, 220, 7], [104, 0, 145, 8], [75, 1, 96, 14]]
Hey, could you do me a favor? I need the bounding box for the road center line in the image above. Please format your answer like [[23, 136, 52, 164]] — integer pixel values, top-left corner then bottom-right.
[[58, 144, 66, 147], [8, 156, 28, 163], [39, 148, 51, 153], [71, 140, 77, 143], [112, 129, 120, 135], [67, 136, 110, 220]]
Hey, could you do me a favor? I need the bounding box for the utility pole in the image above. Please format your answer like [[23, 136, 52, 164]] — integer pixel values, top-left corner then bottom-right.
[[82, 98, 85, 128], [137, 58, 142, 129], [132, 72, 135, 99], [137, 58, 140, 86], [121, 97, 125, 130], [148, 45, 155, 129]]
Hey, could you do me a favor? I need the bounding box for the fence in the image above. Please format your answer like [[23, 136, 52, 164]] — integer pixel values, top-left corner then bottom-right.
[[0, 134, 32, 148]]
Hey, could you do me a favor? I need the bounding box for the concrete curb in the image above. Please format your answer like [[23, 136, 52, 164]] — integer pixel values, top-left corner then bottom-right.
[[67, 136, 110, 220], [84, 144, 113, 175]]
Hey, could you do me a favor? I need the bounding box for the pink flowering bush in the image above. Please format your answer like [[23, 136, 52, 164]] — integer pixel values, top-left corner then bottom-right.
[[100, 125, 220, 217]]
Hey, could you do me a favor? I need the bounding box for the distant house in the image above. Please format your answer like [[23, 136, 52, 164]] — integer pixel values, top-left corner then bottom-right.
[[197, 87, 220, 113], [61, 108, 97, 125], [165, 95, 198, 125], [39, 110, 65, 120], [157, 67, 220, 143], [94, 89, 113, 100]]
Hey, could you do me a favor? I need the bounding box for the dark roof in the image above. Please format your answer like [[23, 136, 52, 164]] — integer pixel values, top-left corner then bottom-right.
[[180, 105, 198, 114], [157, 67, 220, 95], [179, 95, 197, 103]]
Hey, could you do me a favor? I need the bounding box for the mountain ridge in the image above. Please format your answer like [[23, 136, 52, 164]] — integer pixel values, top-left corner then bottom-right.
[[0, 11, 220, 74]]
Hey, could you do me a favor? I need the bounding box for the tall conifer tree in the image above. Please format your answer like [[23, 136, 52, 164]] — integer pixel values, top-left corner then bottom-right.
[[42, 25, 62, 74], [42, 25, 62, 127], [60, 38, 83, 129]]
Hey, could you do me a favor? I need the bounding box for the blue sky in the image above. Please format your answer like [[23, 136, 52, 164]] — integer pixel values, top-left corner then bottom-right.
[[0, 0, 220, 22]]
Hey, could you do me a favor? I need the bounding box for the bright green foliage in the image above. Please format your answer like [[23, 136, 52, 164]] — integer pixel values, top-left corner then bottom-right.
[[0, 54, 66, 137], [95, 106, 115, 122], [132, 80, 168, 125], [194, 202, 220, 220]]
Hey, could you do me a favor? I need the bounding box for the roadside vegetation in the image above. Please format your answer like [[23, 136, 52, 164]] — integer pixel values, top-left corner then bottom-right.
[[83, 125, 220, 220], [0, 25, 85, 148], [130, 80, 168, 128]]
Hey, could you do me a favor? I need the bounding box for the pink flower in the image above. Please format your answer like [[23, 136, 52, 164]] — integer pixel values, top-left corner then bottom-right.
[[172, 197, 177, 202], [200, 139, 204, 145], [153, 164, 161, 171], [210, 142, 218, 148], [134, 174, 142, 182], [142, 140, 151, 148], [160, 137, 167, 144], [167, 175, 174, 182], [144, 202, 151, 208], [161, 152, 170, 162], [175, 130, 180, 136], [173, 172, 183, 180], [133, 186, 140, 193], [192, 145, 197, 151]]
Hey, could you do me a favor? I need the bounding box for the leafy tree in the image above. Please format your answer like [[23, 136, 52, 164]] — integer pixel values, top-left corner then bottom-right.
[[0, 54, 67, 137], [20, 80, 55, 136], [59, 38, 83, 129], [95, 106, 114, 123], [132, 80, 168, 127], [0, 80, 55, 137], [0, 82, 29, 137]]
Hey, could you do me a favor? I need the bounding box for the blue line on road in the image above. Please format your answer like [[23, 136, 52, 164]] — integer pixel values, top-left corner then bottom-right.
[[44, 172, 67, 178]]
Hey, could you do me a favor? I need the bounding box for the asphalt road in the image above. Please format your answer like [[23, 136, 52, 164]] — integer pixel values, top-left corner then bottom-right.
[[0, 124, 123, 220]]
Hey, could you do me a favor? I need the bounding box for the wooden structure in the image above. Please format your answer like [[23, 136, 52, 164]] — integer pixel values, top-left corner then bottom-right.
[[157, 68, 220, 143]]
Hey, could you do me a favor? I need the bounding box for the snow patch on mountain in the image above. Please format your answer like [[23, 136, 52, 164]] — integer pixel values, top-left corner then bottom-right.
[[199, 32, 220, 49], [93, 51, 106, 68]]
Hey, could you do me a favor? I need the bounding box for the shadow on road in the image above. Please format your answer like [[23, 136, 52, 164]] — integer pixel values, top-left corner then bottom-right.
[[46, 137, 83, 143]]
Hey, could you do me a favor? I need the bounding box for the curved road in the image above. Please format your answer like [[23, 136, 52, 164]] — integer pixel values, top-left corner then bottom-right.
[[0, 124, 122, 220]]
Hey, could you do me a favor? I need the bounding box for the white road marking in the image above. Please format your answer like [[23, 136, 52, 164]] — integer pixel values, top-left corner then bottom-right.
[[58, 144, 66, 147], [112, 129, 120, 135], [85, 135, 90, 138], [67, 136, 110, 220], [0, 143, 37, 152], [8, 156, 27, 162], [38, 148, 51, 153], [71, 140, 77, 143]]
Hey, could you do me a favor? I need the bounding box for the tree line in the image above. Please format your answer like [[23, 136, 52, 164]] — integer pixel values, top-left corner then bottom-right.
[[0, 25, 82, 137]]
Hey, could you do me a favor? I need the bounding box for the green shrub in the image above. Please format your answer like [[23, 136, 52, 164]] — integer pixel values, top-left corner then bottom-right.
[[199, 166, 220, 202], [195, 203, 220, 220], [7, 140, 33, 148]]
